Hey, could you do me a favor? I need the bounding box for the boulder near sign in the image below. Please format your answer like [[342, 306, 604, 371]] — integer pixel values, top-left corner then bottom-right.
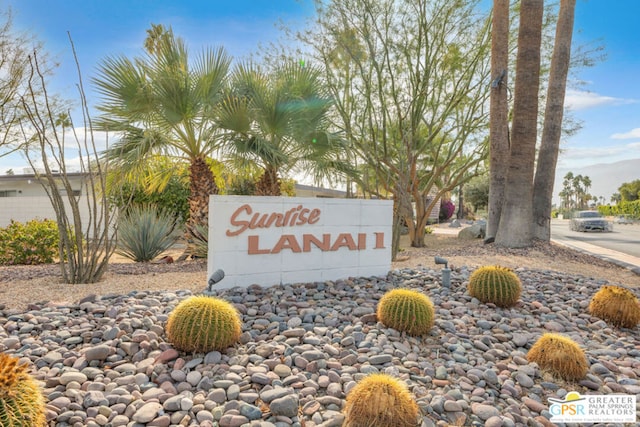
[[208, 196, 392, 289]]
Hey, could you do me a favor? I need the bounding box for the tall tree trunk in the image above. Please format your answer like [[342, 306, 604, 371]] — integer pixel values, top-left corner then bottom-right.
[[411, 197, 429, 248], [391, 196, 402, 260], [188, 156, 218, 238], [495, 0, 543, 248], [457, 185, 465, 220], [486, 0, 510, 240], [410, 191, 426, 248], [532, 0, 576, 240], [256, 167, 282, 196]]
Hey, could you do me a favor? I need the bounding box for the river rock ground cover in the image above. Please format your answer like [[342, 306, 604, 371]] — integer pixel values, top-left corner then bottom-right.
[[1, 263, 639, 427]]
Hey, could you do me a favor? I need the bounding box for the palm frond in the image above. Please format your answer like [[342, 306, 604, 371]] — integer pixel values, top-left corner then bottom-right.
[[305, 157, 359, 188], [192, 46, 232, 107], [147, 37, 192, 126], [219, 60, 350, 186], [93, 55, 153, 121], [228, 135, 288, 168], [102, 126, 171, 170], [94, 28, 231, 163], [143, 159, 188, 193], [217, 94, 252, 134]]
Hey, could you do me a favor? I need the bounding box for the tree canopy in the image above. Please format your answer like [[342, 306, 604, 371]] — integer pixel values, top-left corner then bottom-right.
[[298, 0, 491, 255], [464, 173, 490, 212], [0, 9, 56, 156], [618, 179, 640, 202], [559, 171, 593, 210], [218, 61, 350, 195], [93, 24, 231, 242]]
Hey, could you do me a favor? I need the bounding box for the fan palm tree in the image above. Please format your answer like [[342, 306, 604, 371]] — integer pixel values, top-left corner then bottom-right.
[[218, 62, 351, 195], [93, 24, 231, 239]]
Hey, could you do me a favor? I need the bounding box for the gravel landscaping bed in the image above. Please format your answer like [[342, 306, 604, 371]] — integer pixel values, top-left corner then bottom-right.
[[1, 266, 639, 427]]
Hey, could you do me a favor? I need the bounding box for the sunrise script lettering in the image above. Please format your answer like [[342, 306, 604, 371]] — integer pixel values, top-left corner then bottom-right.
[[225, 203, 386, 254]]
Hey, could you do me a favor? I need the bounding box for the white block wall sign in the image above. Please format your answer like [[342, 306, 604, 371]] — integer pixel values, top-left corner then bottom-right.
[[208, 196, 392, 289]]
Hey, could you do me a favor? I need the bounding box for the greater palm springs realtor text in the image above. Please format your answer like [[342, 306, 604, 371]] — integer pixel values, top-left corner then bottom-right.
[[208, 196, 392, 288]]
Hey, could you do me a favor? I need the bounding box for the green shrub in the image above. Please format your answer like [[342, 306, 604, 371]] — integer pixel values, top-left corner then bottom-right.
[[599, 200, 640, 219], [0, 353, 47, 427], [225, 175, 295, 196], [226, 175, 257, 195], [0, 219, 59, 265], [343, 373, 419, 427], [166, 295, 242, 352], [376, 289, 435, 336], [109, 174, 190, 224], [116, 205, 181, 262], [467, 265, 522, 308]]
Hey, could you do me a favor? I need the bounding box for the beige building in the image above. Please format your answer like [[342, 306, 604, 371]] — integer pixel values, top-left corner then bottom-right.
[[0, 173, 348, 228], [0, 172, 89, 227], [0, 173, 442, 228]]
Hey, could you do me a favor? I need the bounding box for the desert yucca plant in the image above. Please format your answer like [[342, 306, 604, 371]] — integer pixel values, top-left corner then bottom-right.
[[190, 223, 208, 258], [376, 289, 434, 336], [588, 285, 640, 328], [116, 204, 181, 262], [166, 295, 242, 353], [526, 333, 588, 381], [343, 373, 419, 427], [467, 265, 522, 308], [0, 353, 47, 427]]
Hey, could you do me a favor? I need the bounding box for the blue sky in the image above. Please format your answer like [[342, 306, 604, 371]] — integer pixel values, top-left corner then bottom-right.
[[1, 0, 639, 176], [563, 0, 640, 169]]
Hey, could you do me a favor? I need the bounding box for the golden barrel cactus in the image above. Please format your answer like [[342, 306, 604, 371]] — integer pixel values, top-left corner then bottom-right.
[[588, 285, 640, 328], [467, 265, 522, 308], [0, 353, 47, 427], [166, 295, 242, 353], [526, 333, 588, 381], [376, 289, 434, 336], [343, 373, 419, 427]]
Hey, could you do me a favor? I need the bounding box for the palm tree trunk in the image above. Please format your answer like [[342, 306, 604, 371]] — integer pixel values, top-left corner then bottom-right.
[[256, 167, 281, 196], [495, 0, 543, 248], [486, 0, 510, 240], [532, 0, 576, 241], [187, 156, 218, 238]]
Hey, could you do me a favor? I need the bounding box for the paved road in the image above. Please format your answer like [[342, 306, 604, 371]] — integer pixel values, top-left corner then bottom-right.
[[550, 219, 640, 258], [435, 219, 640, 271]]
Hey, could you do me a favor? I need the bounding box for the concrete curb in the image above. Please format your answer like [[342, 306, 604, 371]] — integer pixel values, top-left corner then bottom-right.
[[550, 238, 640, 276], [433, 224, 640, 276]]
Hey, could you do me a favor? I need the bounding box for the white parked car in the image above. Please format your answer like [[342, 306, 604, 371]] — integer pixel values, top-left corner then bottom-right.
[[614, 215, 635, 225]]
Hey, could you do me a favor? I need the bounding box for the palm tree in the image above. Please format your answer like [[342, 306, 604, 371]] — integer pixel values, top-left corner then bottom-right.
[[558, 189, 569, 210], [581, 175, 592, 208], [610, 192, 621, 204], [573, 174, 585, 208], [561, 172, 576, 209], [218, 62, 350, 195], [532, 0, 576, 240], [486, 0, 510, 240], [93, 24, 231, 240], [495, 0, 544, 247]]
